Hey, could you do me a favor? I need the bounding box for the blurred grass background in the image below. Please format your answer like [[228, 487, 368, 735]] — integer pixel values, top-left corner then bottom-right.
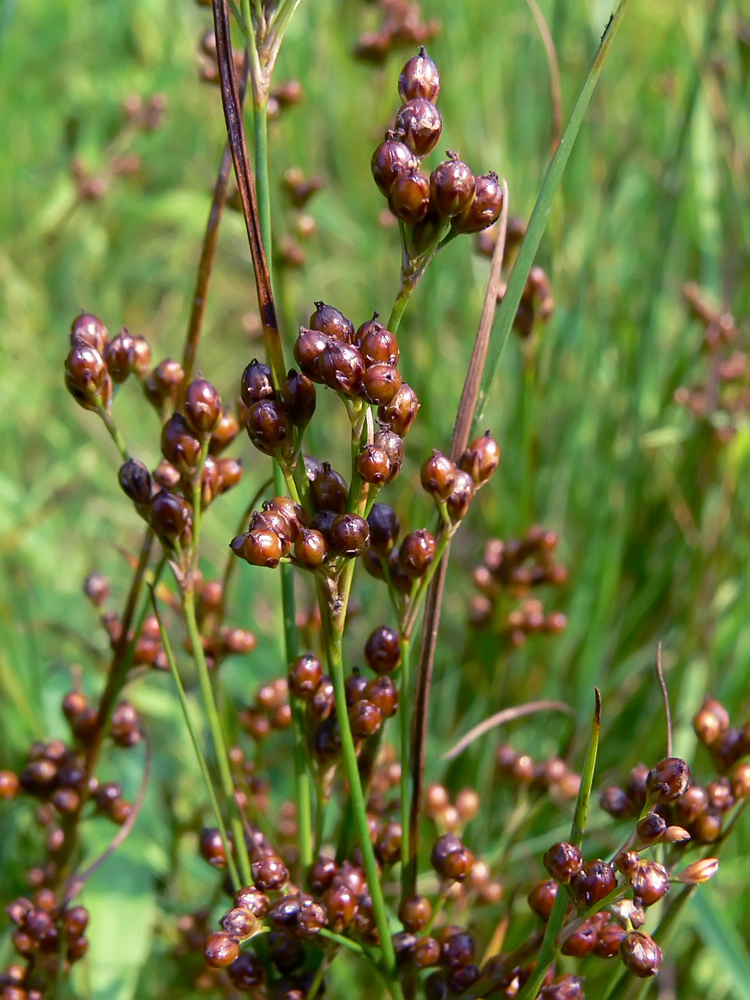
[[1, 0, 750, 996]]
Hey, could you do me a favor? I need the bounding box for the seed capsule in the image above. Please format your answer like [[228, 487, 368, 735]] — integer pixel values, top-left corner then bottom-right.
[[570, 860, 617, 907], [359, 324, 399, 367], [349, 699, 383, 737], [399, 529, 437, 578], [318, 341, 365, 396], [630, 861, 670, 907], [70, 312, 108, 352], [161, 413, 202, 475], [388, 171, 431, 224], [311, 462, 348, 513], [398, 47, 440, 103], [399, 895, 432, 933], [378, 382, 420, 436], [357, 444, 392, 485], [619, 931, 662, 978], [241, 359, 275, 406], [203, 931, 240, 969], [220, 907, 257, 940], [149, 490, 192, 545], [413, 935, 441, 968], [420, 450, 457, 500], [65, 344, 109, 410], [241, 529, 284, 568], [252, 855, 289, 892], [446, 469, 475, 521], [209, 408, 240, 454], [364, 676, 398, 718], [452, 172, 504, 234], [309, 301, 355, 342], [322, 883, 358, 932], [294, 528, 328, 568], [430, 834, 474, 882], [118, 459, 153, 507], [365, 626, 401, 674], [279, 369, 316, 426], [460, 432, 501, 485], [693, 698, 730, 746], [289, 654, 323, 700], [362, 363, 402, 405], [528, 879, 558, 920], [185, 378, 223, 435], [600, 785, 634, 818], [373, 429, 405, 481], [560, 919, 598, 958], [246, 400, 292, 455], [430, 152, 475, 218], [594, 921, 626, 958], [646, 757, 690, 802], [371, 135, 418, 196], [229, 951, 265, 990], [294, 327, 330, 380], [144, 358, 184, 410], [367, 504, 400, 554], [105, 328, 137, 383], [330, 513, 370, 557], [395, 99, 443, 157], [543, 842, 583, 884]]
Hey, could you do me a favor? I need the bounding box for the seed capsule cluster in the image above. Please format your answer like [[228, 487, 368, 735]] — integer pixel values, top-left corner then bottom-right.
[[353, 1, 440, 65], [496, 745, 581, 801]]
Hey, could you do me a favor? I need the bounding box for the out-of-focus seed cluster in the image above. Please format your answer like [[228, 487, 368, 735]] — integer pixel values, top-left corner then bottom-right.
[[496, 745, 581, 802], [674, 282, 748, 442], [353, 0, 440, 65], [469, 526, 568, 643]]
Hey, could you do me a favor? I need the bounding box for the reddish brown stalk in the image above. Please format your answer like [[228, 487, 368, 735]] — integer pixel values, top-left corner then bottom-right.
[[406, 184, 509, 897], [210, 0, 285, 388], [525, 0, 563, 154]]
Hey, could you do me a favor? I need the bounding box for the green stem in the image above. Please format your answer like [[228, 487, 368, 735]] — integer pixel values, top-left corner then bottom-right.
[[151, 588, 240, 888], [253, 95, 273, 278], [95, 402, 129, 462], [317, 583, 403, 999], [181, 583, 253, 886], [399, 635, 412, 900], [305, 954, 328, 1000], [402, 531, 453, 638]]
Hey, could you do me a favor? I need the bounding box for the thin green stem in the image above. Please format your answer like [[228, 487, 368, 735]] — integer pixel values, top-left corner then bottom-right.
[[399, 635, 412, 900], [253, 96, 273, 278], [305, 955, 328, 1000], [150, 588, 240, 888], [181, 583, 253, 886], [318, 928, 365, 956], [95, 402, 129, 462], [403, 531, 452, 637]]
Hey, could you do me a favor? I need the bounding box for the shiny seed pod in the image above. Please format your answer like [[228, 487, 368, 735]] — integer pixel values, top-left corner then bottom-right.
[[144, 358, 184, 409], [570, 860, 617, 907], [279, 369, 317, 426], [375, 821, 402, 865], [430, 834, 474, 882], [560, 920, 598, 958], [372, 429, 405, 481], [399, 895, 431, 934], [234, 886, 271, 919], [646, 757, 690, 802], [130, 335, 151, 376], [395, 99, 443, 157], [367, 504, 400, 554], [365, 625, 401, 674], [221, 907, 257, 940], [631, 861, 670, 907], [308, 676, 335, 723], [393, 931, 417, 965], [452, 172, 504, 234], [118, 459, 153, 507], [619, 931, 662, 978], [413, 935, 441, 968], [199, 827, 227, 867], [149, 490, 192, 545], [388, 171, 431, 224], [398, 46, 440, 103], [252, 855, 289, 891], [209, 407, 240, 454], [104, 328, 136, 383], [0, 770, 20, 799], [635, 812, 667, 845], [289, 654, 323, 700], [322, 883, 358, 932], [309, 301, 355, 342], [359, 325, 400, 367], [161, 413, 202, 475], [378, 382, 420, 436], [294, 528, 328, 569], [204, 931, 240, 968], [185, 378, 223, 435], [318, 341, 365, 396], [349, 699, 383, 738], [267, 931, 305, 973], [362, 363, 402, 405], [246, 400, 292, 455], [388, 548, 414, 594], [64, 344, 109, 410], [364, 676, 398, 718], [110, 701, 141, 747], [694, 810, 722, 843], [446, 469, 475, 521], [241, 529, 284, 568], [229, 951, 265, 990], [399, 529, 437, 578], [70, 312, 108, 352], [528, 879, 558, 921], [330, 513, 370, 557], [600, 785, 635, 818], [310, 509, 337, 541], [345, 671, 369, 706], [371, 136, 418, 196], [252, 509, 294, 554], [357, 444, 392, 486], [543, 842, 583, 884], [459, 432, 501, 485], [430, 152, 475, 218], [421, 450, 457, 500], [309, 855, 338, 894], [594, 921, 626, 959], [241, 359, 275, 406], [293, 328, 330, 381], [442, 930, 476, 968], [311, 462, 348, 514], [693, 698, 730, 746]]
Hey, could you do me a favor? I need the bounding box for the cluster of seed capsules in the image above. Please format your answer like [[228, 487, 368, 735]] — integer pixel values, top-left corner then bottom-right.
[[0, 692, 144, 995], [275, 168, 324, 270], [371, 49, 503, 242], [469, 527, 568, 643], [601, 697, 750, 844], [674, 282, 749, 443], [354, 0, 440, 65], [496, 745, 581, 803]]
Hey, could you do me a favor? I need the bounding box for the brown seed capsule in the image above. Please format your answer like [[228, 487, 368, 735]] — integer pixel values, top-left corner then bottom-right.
[[153, 458, 181, 490], [460, 432, 501, 485], [279, 369, 317, 426], [388, 171, 431, 225], [528, 879, 558, 920], [318, 340, 365, 396], [446, 469, 475, 522], [393, 930, 417, 965], [420, 450, 457, 500], [293, 328, 329, 382], [246, 400, 292, 455], [399, 895, 432, 933], [322, 883, 358, 932], [149, 490, 192, 545], [646, 757, 690, 802], [357, 444, 392, 485], [221, 907, 257, 940], [309, 676, 335, 722], [600, 785, 634, 818], [362, 363, 403, 405], [209, 408, 240, 455], [161, 413, 202, 476], [367, 504, 400, 555], [349, 699, 383, 738], [430, 834, 473, 882], [631, 861, 670, 907], [442, 930, 476, 968], [242, 529, 284, 568], [234, 886, 271, 919], [252, 855, 289, 891], [110, 701, 141, 747], [203, 931, 240, 968], [241, 359, 275, 406], [365, 676, 398, 718], [185, 379, 223, 435], [104, 328, 137, 383], [594, 921, 626, 959], [308, 855, 338, 894], [376, 821, 402, 865], [693, 698, 730, 746], [400, 529, 437, 578], [144, 358, 184, 410], [311, 462, 348, 513], [83, 571, 109, 607], [359, 325, 400, 368], [330, 513, 370, 557], [619, 930, 662, 978], [0, 770, 20, 799], [70, 312, 108, 352], [118, 459, 153, 507], [570, 860, 617, 907], [543, 842, 583, 884], [373, 429, 405, 482], [430, 152, 475, 218], [379, 382, 420, 436], [561, 919, 598, 958], [65, 344, 109, 410], [413, 935, 441, 968], [294, 528, 328, 569], [289, 654, 323, 700], [130, 335, 152, 377], [309, 301, 355, 342], [372, 135, 418, 197], [200, 827, 227, 867], [399, 47, 440, 103], [229, 950, 265, 990], [452, 172, 504, 234], [395, 99, 443, 157], [693, 810, 722, 843], [365, 625, 401, 674]]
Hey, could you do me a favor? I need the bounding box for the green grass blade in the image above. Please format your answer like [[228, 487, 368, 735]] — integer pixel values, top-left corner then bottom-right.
[[570, 687, 602, 847], [690, 889, 750, 1000], [471, 0, 634, 435]]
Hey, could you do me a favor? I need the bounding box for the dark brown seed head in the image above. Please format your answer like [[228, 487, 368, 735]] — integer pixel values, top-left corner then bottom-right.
[[110, 701, 141, 747], [430, 834, 473, 882], [357, 444, 392, 485], [376, 821, 403, 865], [399, 529, 437, 578], [83, 571, 110, 607], [294, 528, 328, 569], [452, 172, 504, 234], [228, 951, 265, 990], [322, 883, 358, 932], [349, 699, 383, 738], [185, 378, 223, 435], [203, 931, 240, 968], [413, 935, 441, 968], [619, 931, 662, 978], [367, 504, 400, 554], [646, 757, 690, 802], [118, 459, 153, 507], [308, 855, 338, 894], [600, 785, 635, 818], [279, 369, 317, 426], [318, 341, 365, 396], [635, 812, 667, 845], [294, 327, 330, 381], [359, 325, 399, 367], [0, 770, 20, 800], [693, 698, 730, 746], [365, 625, 401, 674], [372, 136, 418, 197], [364, 676, 398, 718], [594, 921, 626, 959], [560, 920, 598, 958], [209, 407, 240, 454], [199, 827, 227, 867], [220, 907, 257, 940], [362, 363, 402, 405], [234, 886, 271, 919], [430, 152, 475, 218], [311, 462, 348, 514], [104, 328, 137, 383], [149, 490, 192, 545], [393, 930, 417, 965], [570, 859, 617, 907], [145, 358, 184, 409], [446, 469, 475, 521], [420, 450, 457, 500], [65, 344, 109, 410], [153, 458, 181, 490], [442, 930, 476, 968], [528, 879, 558, 921], [309, 301, 355, 342], [252, 855, 289, 891], [395, 99, 443, 157], [398, 47, 440, 103], [399, 895, 432, 933], [388, 171, 431, 224], [246, 400, 292, 456], [161, 413, 202, 476], [289, 654, 323, 700], [330, 513, 370, 557], [459, 432, 501, 485], [372, 429, 405, 482], [241, 359, 275, 406], [543, 842, 583, 884], [630, 861, 670, 907], [240, 529, 284, 568], [378, 382, 420, 436], [70, 312, 108, 352]]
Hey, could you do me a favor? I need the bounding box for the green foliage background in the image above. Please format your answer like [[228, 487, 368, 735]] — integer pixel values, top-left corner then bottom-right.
[[1, 0, 749, 996]]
